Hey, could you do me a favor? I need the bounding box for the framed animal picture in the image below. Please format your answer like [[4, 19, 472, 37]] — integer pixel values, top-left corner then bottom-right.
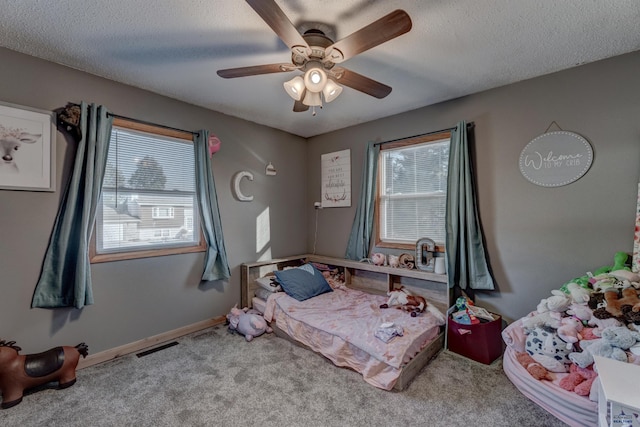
[[0, 101, 56, 191]]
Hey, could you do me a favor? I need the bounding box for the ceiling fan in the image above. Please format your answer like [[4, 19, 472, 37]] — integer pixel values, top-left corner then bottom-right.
[[217, 0, 412, 114]]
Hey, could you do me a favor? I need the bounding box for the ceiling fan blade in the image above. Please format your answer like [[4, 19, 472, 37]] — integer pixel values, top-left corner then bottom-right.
[[293, 100, 309, 112], [332, 67, 392, 99], [217, 63, 295, 78], [246, 0, 310, 56], [324, 10, 412, 63]]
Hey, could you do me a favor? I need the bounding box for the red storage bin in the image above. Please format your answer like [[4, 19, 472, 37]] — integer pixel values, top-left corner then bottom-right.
[[447, 312, 503, 364]]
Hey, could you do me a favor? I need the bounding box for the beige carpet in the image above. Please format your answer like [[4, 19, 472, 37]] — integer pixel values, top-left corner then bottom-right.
[[1, 325, 569, 426]]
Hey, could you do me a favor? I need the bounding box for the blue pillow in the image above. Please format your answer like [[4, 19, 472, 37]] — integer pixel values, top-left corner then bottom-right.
[[274, 264, 333, 301]]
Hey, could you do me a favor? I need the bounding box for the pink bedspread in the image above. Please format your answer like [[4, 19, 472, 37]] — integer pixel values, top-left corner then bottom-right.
[[264, 287, 444, 390]]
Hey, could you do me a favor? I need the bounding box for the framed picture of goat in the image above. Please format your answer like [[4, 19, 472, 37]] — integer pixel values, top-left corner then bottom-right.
[[0, 101, 56, 191]]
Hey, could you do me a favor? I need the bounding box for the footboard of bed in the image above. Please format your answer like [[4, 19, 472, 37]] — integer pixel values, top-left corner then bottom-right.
[[395, 330, 444, 390]]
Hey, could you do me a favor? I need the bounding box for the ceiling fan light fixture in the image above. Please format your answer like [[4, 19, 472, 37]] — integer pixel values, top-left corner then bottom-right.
[[303, 66, 327, 93], [283, 76, 305, 101], [322, 79, 343, 103], [302, 90, 322, 107]]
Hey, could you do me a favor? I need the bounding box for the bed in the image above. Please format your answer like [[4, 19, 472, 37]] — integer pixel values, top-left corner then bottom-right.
[[241, 255, 449, 391]]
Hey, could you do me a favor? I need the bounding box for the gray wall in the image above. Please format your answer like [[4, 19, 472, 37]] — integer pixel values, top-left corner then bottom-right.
[[0, 48, 308, 353], [307, 51, 640, 322], [3, 45, 640, 355]]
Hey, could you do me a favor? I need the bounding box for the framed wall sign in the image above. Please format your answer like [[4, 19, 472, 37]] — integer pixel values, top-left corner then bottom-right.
[[519, 131, 593, 187], [0, 101, 56, 191], [321, 149, 351, 208]]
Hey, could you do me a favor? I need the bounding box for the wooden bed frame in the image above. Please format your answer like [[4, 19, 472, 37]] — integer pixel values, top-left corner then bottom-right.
[[241, 254, 450, 391]]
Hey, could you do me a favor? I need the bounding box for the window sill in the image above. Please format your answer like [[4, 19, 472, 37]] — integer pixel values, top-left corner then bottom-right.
[[90, 242, 206, 263]]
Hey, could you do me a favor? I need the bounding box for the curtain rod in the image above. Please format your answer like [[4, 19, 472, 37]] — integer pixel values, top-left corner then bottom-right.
[[373, 122, 475, 147], [106, 112, 200, 136]]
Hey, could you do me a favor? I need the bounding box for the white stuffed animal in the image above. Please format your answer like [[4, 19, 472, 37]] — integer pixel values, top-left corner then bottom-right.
[[568, 326, 640, 368], [565, 282, 592, 304], [521, 290, 571, 332], [537, 290, 572, 313]]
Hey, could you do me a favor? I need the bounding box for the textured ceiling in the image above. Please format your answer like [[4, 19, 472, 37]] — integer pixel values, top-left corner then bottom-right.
[[1, 1, 640, 138]]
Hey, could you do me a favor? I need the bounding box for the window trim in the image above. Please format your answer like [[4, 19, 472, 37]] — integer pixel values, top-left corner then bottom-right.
[[374, 131, 451, 252], [90, 118, 206, 264]]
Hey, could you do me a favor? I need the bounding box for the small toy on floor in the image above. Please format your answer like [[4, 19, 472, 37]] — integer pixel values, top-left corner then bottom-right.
[[226, 305, 273, 342]]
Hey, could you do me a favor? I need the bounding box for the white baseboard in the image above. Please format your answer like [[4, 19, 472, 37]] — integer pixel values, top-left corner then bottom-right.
[[77, 316, 226, 370]]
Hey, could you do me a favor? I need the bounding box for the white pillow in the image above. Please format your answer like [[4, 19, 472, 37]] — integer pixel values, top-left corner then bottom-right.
[[254, 288, 273, 301], [255, 276, 282, 292]]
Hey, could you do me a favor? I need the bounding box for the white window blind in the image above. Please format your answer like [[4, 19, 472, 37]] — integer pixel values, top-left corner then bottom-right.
[[379, 138, 450, 245], [96, 126, 200, 254]]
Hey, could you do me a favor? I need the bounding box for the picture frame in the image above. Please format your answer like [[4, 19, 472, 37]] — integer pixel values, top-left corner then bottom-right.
[[0, 101, 56, 191], [320, 149, 351, 208]]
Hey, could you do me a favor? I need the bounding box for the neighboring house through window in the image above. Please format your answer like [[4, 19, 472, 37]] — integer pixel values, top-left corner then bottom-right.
[[91, 119, 206, 262], [375, 131, 451, 252]]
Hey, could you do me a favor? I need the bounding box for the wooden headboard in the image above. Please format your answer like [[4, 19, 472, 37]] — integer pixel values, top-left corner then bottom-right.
[[241, 254, 450, 314]]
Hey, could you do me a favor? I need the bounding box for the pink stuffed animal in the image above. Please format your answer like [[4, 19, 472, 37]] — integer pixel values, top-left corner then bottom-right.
[[559, 364, 598, 396], [371, 253, 386, 266], [557, 316, 584, 349], [226, 305, 272, 342]]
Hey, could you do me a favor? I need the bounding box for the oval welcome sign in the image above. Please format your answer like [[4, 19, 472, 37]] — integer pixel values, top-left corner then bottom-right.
[[519, 131, 593, 187]]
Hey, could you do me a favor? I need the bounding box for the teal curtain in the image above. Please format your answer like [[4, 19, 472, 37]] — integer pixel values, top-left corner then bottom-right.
[[194, 130, 230, 281], [32, 102, 113, 309], [345, 141, 380, 260], [445, 121, 494, 290]]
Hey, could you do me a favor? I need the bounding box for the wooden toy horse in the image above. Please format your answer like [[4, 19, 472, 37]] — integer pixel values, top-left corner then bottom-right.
[[0, 340, 88, 409]]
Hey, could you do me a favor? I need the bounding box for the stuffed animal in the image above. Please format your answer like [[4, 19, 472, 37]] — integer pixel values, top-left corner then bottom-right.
[[588, 292, 617, 321], [56, 103, 82, 141], [525, 327, 572, 372], [609, 268, 640, 285], [371, 253, 386, 266], [559, 363, 598, 397], [515, 351, 553, 381], [557, 316, 584, 349], [580, 327, 600, 340], [537, 290, 572, 314], [566, 303, 592, 325], [565, 282, 592, 304], [520, 290, 572, 333], [568, 326, 640, 368], [521, 310, 563, 332], [520, 292, 569, 333], [603, 287, 640, 319], [226, 305, 272, 342], [380, 287, 444, 321], [587, 316, 622, 337], [567, 302, 621, 337], [612, 251, 632, 272]]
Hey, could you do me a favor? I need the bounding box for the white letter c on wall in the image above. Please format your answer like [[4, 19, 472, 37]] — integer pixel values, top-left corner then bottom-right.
[[232, 171, 254, 202]]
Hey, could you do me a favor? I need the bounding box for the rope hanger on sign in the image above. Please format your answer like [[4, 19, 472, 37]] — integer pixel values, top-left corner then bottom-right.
[[543, 121, 564, 133]]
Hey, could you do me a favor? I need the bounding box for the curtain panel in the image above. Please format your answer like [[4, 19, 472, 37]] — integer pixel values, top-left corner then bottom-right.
[[32, 102, 113, 309], [194, 130, 230, 281], [345, 141, 380, 260], [445, 121, 494, 290]]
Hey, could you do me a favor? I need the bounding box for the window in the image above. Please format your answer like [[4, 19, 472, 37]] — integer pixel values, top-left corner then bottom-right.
[[375, 132, 451, 251], [91, 119, 206, 263], [152, 206, 175, 219]]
